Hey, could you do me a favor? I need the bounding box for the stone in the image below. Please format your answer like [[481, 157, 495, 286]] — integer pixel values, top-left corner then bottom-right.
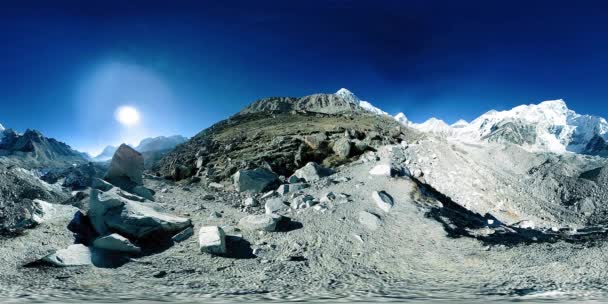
[[172, 227, 194, 243], [265, 197, 289, 214], [291, 162, 334, 183], [93, 233, 141, 254], [153, 270, 167, 278], [369, 163, 408, 177], [244, 197, 259, 207], [238, 214, 281, 232], [41, 244, 92, 267], [233, 168, 279, 193], [290, 194, 316, 209], [132, 185, 155, 201], [358, 211, 381, 231], [202, 194, 215, 200], [196, 156, 205, 169], [88, 188, 192, 239], [287, 175, 301, 184], [276, 183, 309, 196], [332, 176, 350, 183], [261, 190, 275, 199], [319, 192, 336, 204], [209, 182, 224, 190], [105, 144, 144, 187], [372, 191, 394, 212], [91, 178, 114, 191], [199, 226, 227, 255], [352, 139, 369, 153], [332, 138, 352, 158], [304, 133, 328, 150], [209, 211, 222, 218]]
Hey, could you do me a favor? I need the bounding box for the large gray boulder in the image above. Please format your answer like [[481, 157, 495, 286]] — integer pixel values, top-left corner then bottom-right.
[[88, 188, 191, 239], [291, 162, 334, 183], [105, 144, 144, 187], [232, 168, 279, 193], [332, 138, 352, 159]]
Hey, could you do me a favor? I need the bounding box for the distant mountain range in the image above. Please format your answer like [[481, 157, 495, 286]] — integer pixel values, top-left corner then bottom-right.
[[397, 99, 608, 156], [0, 128, 88, 168], [93, 135, 188, 162]]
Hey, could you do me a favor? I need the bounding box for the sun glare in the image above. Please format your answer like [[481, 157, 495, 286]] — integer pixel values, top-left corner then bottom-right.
[[115, 105, 140, 127]]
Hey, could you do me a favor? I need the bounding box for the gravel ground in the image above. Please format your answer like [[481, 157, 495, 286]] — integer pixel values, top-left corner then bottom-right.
[[1, 143, 608, 303]]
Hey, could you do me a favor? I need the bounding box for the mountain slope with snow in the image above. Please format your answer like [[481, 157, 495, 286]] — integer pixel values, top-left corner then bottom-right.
[[397, 99, 608, 155], [335, 88, 389, 116]]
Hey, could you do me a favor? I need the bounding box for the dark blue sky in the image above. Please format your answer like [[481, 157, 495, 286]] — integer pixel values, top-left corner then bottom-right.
[[1, 0, 608, 154]]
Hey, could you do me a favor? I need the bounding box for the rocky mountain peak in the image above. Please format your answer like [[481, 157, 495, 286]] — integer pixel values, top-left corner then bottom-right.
[[334, 88, 360, 104]]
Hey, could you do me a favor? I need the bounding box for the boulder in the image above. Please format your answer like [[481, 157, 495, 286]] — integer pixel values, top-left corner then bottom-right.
[[238, 214, 281, 232], [332, 138, 352, 158], [372, 191, 394, 212], [199, 226, 227, 255], [233, 168, 279, 193], [88, 188, 192, 239], [304, 133, 328, 150], [105, 144, 144, 187], [93, 233, 141, 254], [291, 162, 334, 183], [132, 185, 155, 201], [92, 178, 114, 191], [243, 197, 259, 207], [265, 197, 289, 214], [41, 244, 92, 267], [358, 211, 381, 231]]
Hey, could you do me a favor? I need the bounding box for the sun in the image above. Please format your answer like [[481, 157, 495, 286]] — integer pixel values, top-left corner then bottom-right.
[[115, 106, 140, 127]]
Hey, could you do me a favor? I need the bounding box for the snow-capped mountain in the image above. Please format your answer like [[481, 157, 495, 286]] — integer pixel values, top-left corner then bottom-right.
[[451, 119, 469, 128], [334, 88, 389, 116], [398, 99, 608, 155], [411, 118, 454, 135], [394, 113, 410, 125], [0, 123, 4, 131], [93, 145, 118, 162], [135, 135, 188, 153]]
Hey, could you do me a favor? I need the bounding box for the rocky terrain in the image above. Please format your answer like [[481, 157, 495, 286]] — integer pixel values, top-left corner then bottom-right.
[[2, 90, 608, 303]]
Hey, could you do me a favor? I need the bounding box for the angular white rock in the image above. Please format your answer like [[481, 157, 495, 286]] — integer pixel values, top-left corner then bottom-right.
[[199, 226, 227, 255], [93, 233, 141, 254]]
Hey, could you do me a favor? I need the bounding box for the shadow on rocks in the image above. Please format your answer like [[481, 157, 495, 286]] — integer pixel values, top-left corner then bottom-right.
[[223, 236, 255, 259], [276, 217, 303, 233]]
